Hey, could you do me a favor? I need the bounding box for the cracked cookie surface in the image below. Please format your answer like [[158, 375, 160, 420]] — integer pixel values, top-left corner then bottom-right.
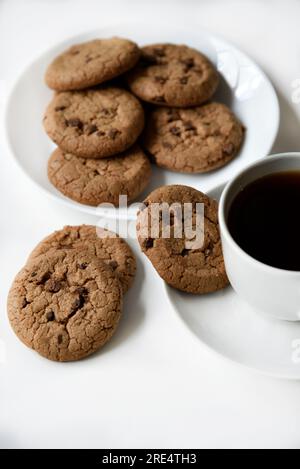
[[142, 103, 245, 173], [28, 225, 136, 293], [7, 249, 122, 362], [48, 145, 151, 207], [127, 43, 219, 107], [136, 185, 229, 294], [43, 87, 145, 158], [45, 37, 141, 91]]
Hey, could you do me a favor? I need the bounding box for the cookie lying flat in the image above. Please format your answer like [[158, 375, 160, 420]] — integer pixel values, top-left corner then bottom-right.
[[142, 103, 244, 173], [7, 250, 122, 362], [45, 37, 140, 91], [43, 87, 144, 158], [48, 145, 151, 207], [136, 185, 229, 294], [127, 43, 219, 107], [28, 225, 136, 293]]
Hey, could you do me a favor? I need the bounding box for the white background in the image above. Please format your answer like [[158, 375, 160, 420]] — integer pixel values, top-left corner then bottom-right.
[[1, 0, 300, 449]]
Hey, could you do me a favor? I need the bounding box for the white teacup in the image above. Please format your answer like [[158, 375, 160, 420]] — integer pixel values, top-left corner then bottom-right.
[[219, 152, 300, 321]]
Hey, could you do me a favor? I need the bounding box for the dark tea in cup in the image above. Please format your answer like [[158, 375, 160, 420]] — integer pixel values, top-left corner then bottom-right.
[[227, 171, 300, 271]]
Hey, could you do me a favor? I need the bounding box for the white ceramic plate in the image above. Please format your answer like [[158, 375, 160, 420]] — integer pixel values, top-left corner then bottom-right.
[[166, 184, 300, 380], [5, 22, 279, 219]]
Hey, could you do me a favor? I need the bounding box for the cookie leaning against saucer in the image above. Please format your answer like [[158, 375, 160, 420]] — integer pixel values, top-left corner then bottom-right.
[[43, 87, 145, 158], [48, 144, 151, 207], [28, 225, 136, 294], [142, 103, 244, 173], [136, 185, 229, 294], [45, 37, 141, 91], [127, 43, 219, 107], [7, 249, 122, 362]]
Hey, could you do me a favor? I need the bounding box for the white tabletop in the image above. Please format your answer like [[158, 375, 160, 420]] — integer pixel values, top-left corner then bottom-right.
[[1, 0, 300, 450]]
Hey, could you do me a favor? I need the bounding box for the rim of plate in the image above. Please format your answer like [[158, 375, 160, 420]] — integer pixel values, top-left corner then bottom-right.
[[4, 22, 280, 220], [164, 182, 300, 381]]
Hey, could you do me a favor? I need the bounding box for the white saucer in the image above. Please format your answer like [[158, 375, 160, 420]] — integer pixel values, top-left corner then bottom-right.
[[166, 184, 300, 380], [5, 22, 279, 219]]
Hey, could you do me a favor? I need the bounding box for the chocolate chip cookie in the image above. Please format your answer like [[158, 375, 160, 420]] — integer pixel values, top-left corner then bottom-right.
[[127, 43, 219, 107], [7, 249, 122, 362], [43, 87, 145, 158], [28, 225, 136, 293], [142, 103, 244, 173], [48, 145, 151, 207], [45, 37, 140, 91], [136, 185, 229, 294]]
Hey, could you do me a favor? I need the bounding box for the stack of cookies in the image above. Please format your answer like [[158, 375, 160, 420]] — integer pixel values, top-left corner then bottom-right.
[[43, 38, 151, 207], [43, 37, 244, 207], [128, 43, 245, 173], [7, 225, 136, 362]]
